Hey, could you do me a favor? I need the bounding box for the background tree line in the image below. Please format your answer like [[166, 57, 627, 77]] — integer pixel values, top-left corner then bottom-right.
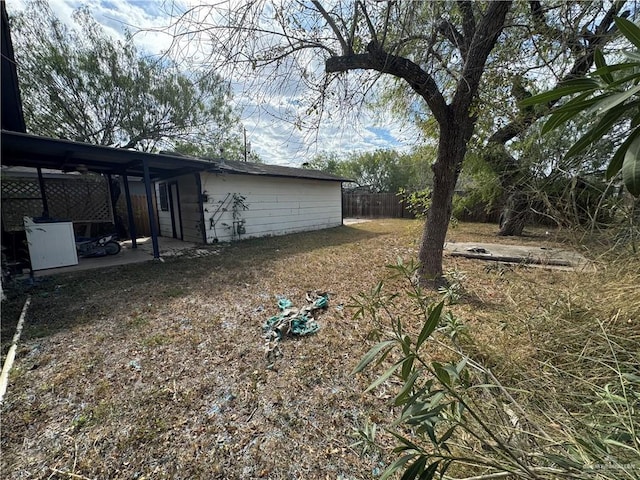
[[304, 146, 435, 193]]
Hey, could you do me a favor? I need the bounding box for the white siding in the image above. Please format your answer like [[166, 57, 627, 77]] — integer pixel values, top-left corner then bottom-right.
[[201, 173, 342, 244]]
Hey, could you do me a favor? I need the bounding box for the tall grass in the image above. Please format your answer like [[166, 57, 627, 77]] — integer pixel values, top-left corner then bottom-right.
[[352, 258, 639, 480]]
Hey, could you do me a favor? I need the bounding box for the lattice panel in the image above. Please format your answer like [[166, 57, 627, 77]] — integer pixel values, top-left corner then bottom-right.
[[1, 199, 44, 232], [2, 176, 112, 232], [2, 179, 43, 231], [1, 179, 41, 198], [44, 179, 112, 223]]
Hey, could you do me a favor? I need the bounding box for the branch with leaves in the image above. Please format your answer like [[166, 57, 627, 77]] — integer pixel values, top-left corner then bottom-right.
[[351, 259, 640, 480], [521, 16, 640, 196]]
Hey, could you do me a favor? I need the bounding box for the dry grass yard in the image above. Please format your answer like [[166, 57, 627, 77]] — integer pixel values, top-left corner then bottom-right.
[[1, 219, 638, 479]]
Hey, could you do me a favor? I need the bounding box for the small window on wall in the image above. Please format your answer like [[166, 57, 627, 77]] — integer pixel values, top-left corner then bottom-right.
[[159, 183, 169, 211]]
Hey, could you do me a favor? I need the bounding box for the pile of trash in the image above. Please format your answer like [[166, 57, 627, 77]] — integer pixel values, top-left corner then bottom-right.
[[263, 291, 329, 364]]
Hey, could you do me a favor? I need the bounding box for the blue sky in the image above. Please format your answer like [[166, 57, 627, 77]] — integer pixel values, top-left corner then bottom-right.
[[8, 0, 421, 166]]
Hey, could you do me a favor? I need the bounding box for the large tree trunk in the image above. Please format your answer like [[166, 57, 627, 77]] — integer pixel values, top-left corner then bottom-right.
[[484, 145, 529, 236], [498, 190, 529, 236], [418, 115, 474, 287], [324, 1, 511, 288]]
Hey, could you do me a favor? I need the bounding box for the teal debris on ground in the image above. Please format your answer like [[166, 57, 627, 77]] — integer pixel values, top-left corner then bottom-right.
[[263, 291, 329, 363]]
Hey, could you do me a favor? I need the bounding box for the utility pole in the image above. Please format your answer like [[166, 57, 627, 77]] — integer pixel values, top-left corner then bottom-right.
[[243, 127, 247, 162]]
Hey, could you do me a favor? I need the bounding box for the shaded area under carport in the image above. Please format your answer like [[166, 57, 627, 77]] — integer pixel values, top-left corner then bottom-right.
[[28, 237, 215, 277]]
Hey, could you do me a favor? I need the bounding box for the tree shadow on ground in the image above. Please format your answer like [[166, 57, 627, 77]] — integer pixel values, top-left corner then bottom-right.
[[0, 223, 390, 358]]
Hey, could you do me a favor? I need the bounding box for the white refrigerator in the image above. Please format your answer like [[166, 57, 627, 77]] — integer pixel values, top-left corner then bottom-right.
[[24, 217, 79, 270]]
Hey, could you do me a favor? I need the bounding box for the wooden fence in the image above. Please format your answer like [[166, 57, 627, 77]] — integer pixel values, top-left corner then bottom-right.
[[342, 192, 414, 219], [342, 191, 501, 222], [117, 194, 158, 238]]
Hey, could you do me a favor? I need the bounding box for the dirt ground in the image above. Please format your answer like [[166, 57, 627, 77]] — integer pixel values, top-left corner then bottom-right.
[[1, 219, 637, 479]]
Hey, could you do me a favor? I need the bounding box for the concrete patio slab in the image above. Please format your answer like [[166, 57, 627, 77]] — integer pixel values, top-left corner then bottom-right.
[[343, 218, 372, 225], [30, 237, 216, 277], [444, 241, 594, 271]]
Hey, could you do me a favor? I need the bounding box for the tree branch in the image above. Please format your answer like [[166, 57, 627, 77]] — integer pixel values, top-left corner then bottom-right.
[[438, 20, 468, 60], [348, 1, 358, 54], [452, 1, 511, 113], [311, 1, 349, 54], [459, 0, 476, 44], [529, 0, 578, 54], [381, 1, 393, 48], [389, 34, 434, 53], [357, 1, 379, 45], [488, 0, 628, 145], [568, 0, 629, 78], [325, 45, 448, 122]]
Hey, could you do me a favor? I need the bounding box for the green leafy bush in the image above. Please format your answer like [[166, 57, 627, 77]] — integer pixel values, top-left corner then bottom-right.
[[521, 17, 640, 196], [398, 188, 432, 219]]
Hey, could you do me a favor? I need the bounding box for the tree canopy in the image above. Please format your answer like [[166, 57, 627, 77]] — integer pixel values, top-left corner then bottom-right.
[[10, 0, 246, 157], [477, 1, 631, 234], [372, 1, 631, 234]]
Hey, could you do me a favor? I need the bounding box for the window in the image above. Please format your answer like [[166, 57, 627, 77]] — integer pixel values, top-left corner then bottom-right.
[[159, 183, 169, 211]]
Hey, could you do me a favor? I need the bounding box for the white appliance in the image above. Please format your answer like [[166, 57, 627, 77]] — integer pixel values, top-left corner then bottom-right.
[[24, 217, 79, 270]]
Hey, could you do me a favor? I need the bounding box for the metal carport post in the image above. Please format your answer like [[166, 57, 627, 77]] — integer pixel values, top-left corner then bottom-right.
[[141, 158, 160, 259]]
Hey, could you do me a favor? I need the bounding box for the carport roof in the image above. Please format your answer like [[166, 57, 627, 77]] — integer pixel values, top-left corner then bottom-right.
[[1, 130, 351, 182], [1, 130, 219, 180]]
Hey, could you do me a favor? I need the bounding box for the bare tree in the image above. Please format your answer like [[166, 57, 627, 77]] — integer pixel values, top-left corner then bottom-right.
[[160, 1, 511, 286]]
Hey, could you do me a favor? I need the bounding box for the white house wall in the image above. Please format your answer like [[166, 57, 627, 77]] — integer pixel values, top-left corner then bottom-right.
[[201, 173, 342, 243]]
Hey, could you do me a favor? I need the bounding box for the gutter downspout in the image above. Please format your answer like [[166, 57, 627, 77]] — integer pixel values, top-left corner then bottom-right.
[[341, 182, 344, 225]]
